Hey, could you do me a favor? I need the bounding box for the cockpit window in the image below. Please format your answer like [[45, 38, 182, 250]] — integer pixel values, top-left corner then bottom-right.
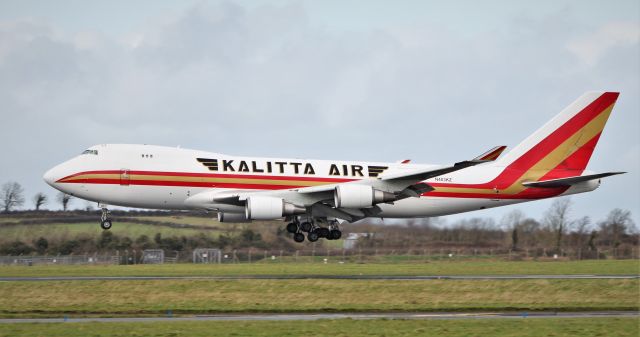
[[81, 149, 98, 155]]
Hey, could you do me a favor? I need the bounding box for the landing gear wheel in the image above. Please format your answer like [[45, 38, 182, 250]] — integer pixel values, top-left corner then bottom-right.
[[300, 222, 312, 232], [307, 231, 319, 242], [100, 219, 112, 230], [286, 222, 298, 234], [329, 230, 342, 240], [317, 227, 330, 238], [293, 233, 305, 243]]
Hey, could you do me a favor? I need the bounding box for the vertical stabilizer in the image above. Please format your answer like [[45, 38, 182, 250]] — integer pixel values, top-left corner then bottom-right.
[[495, 92, 619, 178]]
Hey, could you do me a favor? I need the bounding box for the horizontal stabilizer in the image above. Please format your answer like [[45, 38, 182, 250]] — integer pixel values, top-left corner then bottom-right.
[[522, 172, 625, 188]]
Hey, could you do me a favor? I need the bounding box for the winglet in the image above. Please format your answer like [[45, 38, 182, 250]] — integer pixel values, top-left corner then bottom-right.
[[472, 146, 507, 162]]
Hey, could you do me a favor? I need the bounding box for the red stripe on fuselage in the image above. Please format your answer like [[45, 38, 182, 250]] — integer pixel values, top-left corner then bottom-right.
[[58, 170, 355, 184], [68, 178, 309, 190], [60, 170, 567, 200]]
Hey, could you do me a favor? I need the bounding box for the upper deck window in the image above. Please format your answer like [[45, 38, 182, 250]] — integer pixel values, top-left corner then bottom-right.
[[81, 149, 98, 155]]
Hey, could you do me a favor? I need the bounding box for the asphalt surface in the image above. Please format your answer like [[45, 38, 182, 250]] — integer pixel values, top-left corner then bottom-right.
[[0, 311, 637, 324], [0, 274, 638, 281]]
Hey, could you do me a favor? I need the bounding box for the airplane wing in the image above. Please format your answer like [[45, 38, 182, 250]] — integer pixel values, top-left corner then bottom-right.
[[186, 145, 506, 221], [379, 146, 506, 182], [296, 145, 507, 195]]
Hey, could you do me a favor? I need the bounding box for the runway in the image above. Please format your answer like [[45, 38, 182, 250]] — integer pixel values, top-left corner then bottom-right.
[[0, 311, 637, 324], [0, 274, 637, 281]]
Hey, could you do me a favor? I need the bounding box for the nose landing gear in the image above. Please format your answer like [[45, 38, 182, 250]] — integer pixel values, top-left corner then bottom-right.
[[100, 206, 113, 230]]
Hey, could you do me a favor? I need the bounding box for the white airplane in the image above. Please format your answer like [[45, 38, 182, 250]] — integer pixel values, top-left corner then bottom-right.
[[44, 92, 624, 242]]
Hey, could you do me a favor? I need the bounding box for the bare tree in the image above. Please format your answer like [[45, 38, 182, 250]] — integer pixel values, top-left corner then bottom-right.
[[33, 193, 48, 211], [587, 230, 598, 252], [543, 198, 572, 253], [502, 210, 524, 250], [599, 208, 636, 248], [572, 216, 591, 249], [513, 217, 542, 248], [56, 192, 74, 211], [1, 182, 25, 213]]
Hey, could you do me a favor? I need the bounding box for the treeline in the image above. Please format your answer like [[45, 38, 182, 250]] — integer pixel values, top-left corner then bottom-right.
[[353, 200, 638, 256], [1, 181, 75, 212], [0, 228, 296, 256], [0, 192, 637, 258]]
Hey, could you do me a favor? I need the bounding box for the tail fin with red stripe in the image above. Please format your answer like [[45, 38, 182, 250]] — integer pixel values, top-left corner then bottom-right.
[[494, 92, 619, 178]]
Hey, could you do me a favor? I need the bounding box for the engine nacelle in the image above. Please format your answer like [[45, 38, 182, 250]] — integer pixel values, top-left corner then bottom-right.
[[245, 196, 305, 220], [334, 185, 396, 208], [217, 212, 251, 223]]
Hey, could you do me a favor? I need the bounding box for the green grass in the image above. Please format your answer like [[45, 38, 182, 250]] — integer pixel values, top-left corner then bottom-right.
[[0, 216, 280, 242], [0, 222, 219, 242], [132, 216, 279, 227], [0, 260, 637, 278], [130, 216, 218, 227], [0, 279, 637, 316], [0, 318, 637, 337], [0, 217, 23, 224]]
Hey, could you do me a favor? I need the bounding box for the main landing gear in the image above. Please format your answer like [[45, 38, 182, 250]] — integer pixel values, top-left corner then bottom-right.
[[100, 206, 113, 230], [286, 219, 342, 243]]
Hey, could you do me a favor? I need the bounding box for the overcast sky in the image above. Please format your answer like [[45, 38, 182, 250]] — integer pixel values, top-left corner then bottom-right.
[[0, 0, 638, 228]]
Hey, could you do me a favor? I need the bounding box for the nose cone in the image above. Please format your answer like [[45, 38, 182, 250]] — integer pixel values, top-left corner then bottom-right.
[[43, 166, 60, 187]]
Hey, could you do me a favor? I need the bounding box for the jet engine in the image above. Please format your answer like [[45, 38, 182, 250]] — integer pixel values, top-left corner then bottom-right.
[[245, 196, 306, 220], [217, 212, 251, 223], [334, 185, 396, 208]]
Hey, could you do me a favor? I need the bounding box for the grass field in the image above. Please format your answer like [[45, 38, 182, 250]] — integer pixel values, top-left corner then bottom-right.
[[0, 318, 637, 337], [0, 215, 294, 246], [130, 215, 219, 227], [0, 260, 637, 277], [0, 279, 637, 316], [0, 215, 276, 241], [130, 216, 279, 229]]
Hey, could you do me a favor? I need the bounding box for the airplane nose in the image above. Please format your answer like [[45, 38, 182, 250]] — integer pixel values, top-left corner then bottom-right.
[[43, 167, 58, 186]]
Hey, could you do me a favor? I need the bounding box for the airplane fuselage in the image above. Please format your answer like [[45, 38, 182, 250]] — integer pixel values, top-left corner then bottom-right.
[[44, 143, 596, 218]]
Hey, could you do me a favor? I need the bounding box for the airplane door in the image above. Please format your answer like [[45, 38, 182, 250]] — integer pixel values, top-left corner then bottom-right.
[[120, 169, 130, 186]]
